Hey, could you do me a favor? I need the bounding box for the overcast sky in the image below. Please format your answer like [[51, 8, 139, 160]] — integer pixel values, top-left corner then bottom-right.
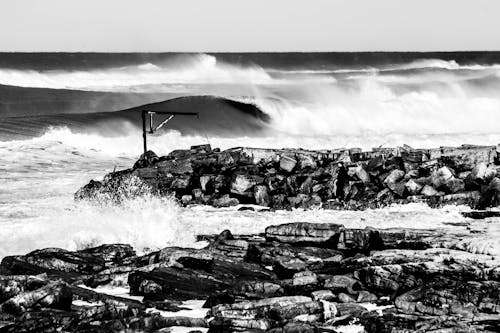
[[1, 0, 499, 52]]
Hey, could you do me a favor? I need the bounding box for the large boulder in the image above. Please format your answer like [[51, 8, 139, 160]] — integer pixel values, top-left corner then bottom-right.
[[265, 222, 344, 246], [230, 174, 264, 196]]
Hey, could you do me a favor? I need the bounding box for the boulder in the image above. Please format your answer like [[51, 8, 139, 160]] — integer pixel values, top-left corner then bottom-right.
[[213, 194, 239, 207], [431, 166, 454, 189], [155, 158, 193, 175], [280, 156, 297, 173], [420, 185, 440, 197], [265, 222, 344, 246], [230, 174, 264, 196], [1, 281, 72, 314], [405, 179, 423, 195], [443, 178, 465, 193], [384, 169, 405, 191], [254, 185, 271, 207]]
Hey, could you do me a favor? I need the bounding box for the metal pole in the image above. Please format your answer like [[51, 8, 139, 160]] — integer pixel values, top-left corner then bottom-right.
[[142, 110, 147, 155]]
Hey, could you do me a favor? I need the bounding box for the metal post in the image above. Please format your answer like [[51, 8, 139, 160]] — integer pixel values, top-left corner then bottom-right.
[[142, 110, 147, 155], [140, 110, 199, 157]]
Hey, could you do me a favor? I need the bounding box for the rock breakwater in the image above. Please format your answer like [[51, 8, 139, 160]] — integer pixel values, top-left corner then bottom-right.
[[77, 144, 500, 210]]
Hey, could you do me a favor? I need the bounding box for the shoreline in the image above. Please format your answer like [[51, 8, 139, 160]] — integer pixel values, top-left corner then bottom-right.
[[1, 143, 500, 331], [1, 220, 499, 332]]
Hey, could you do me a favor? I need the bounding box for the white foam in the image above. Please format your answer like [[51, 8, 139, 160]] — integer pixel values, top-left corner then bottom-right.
[[0, 54, 273, 90]]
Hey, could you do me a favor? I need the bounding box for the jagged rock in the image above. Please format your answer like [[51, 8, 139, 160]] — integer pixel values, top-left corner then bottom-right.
[[405, 179, 423, 195], [129, 257, 275, 301], [431, 166, 454, 189], [384, 169, 405, 191], [155, 158, 194, 175], [1, 281, 72, 314], [420, 185, 440, 197], [337, 228, 384, 254], [265, 222, 343, 246], [310, 290, 335, 301], [209, 296, 323, 332], [443, 178, 465, 193], [156, 248, 214, 272], [273, 256, 307, 279], [1, 248, 106, 275], [236, 281, 284, 299], [254, 185, 271, 206], [298, 155, 317, 170], [323, 275, 362, 294], [478, 177, 500, 208], [0, 274, 48, 303], [230, 174, 264, 196], [78, 144, 500, 210], [181, 194, 192, 204], [191, 144, 212, 154], [280, 156, 297, 173], [357, 290, 378, 303], [337, 292, 356, 303], [212, 194, 239, 207], [79, 244, 136, 264]]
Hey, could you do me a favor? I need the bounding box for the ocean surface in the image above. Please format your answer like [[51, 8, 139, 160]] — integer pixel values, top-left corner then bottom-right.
[[1, 52, 500, 259]]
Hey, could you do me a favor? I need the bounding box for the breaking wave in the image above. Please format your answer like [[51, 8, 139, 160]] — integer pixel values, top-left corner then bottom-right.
[[0, 54, 273, 91]]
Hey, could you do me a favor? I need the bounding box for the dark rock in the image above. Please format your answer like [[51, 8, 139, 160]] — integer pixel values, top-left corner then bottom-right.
[[212, 194, 239, 207], [265, 222, 343, 246], [1, 281, 72, 314]]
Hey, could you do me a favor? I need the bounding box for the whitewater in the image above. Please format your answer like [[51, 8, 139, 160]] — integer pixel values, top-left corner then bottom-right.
[[1, 52, 500, 259]]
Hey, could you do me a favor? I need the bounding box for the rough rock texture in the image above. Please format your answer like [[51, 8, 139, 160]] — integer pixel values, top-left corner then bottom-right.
[[1, 221, 498, 332], [77, 144, 500, 210]]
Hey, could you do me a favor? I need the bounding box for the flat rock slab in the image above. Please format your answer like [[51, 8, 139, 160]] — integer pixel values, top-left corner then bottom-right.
[[265, 222, 344, 246], [462, 211, 500, 219]]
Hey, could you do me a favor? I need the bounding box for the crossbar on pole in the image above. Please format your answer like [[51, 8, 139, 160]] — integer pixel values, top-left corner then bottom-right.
[[141, 110, 199, 155]]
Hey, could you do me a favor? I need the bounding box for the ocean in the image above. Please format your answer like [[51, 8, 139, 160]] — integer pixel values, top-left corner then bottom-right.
[[1, 52, 500, 259]]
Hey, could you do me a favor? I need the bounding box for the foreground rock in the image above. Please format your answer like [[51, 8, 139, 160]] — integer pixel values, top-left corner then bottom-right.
[[77, 144, 500, 211], [1, 222, 499, 332]]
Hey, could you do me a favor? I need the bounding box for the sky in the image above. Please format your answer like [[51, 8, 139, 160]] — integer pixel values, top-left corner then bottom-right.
[[0, 0, 499, 52]]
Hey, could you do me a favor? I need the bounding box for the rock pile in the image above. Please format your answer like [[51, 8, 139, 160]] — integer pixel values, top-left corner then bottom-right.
[[0, 222, 499, 332], [76, 144, 500, 210]]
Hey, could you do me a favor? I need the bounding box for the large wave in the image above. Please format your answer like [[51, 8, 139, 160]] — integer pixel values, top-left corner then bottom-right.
[[1, 54, 500, 148], [0, 54, 274, 91]]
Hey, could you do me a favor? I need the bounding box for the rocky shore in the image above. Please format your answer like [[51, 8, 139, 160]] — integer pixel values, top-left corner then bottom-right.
[[76, 144, 500, 210], [0, 220, 499, 332]]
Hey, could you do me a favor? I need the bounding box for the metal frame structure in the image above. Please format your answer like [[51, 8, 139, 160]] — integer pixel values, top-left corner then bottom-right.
[[141, 110, 198, 154]]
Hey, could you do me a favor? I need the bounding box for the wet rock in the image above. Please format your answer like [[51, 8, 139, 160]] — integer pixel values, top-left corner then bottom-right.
[[323, 275, 362, 294], [80, 244, 136, 264], [337, 228, 384, 254], [1, 281, 72, 314], [384, 169, 405, 191], [310, 290, 335, 302], [212, 194, 239, 207], [230, 174, 264, 196], [420, 185, 440, 197], [79, 144, 500, 210], [405, 179, 423, 195], [209, 296, 323, 332], [273, 256, 307, 279], [2, 248, 106, 275], [280, 156, 297, 173], [0, 274, 48, 303], [156, 248, 214, 272], [155, 158, 194, 175], [431, 166, 454, 189], [254, 185, 271, 207], [443, 178, 465, 193], [265, 222, 343, 246]]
